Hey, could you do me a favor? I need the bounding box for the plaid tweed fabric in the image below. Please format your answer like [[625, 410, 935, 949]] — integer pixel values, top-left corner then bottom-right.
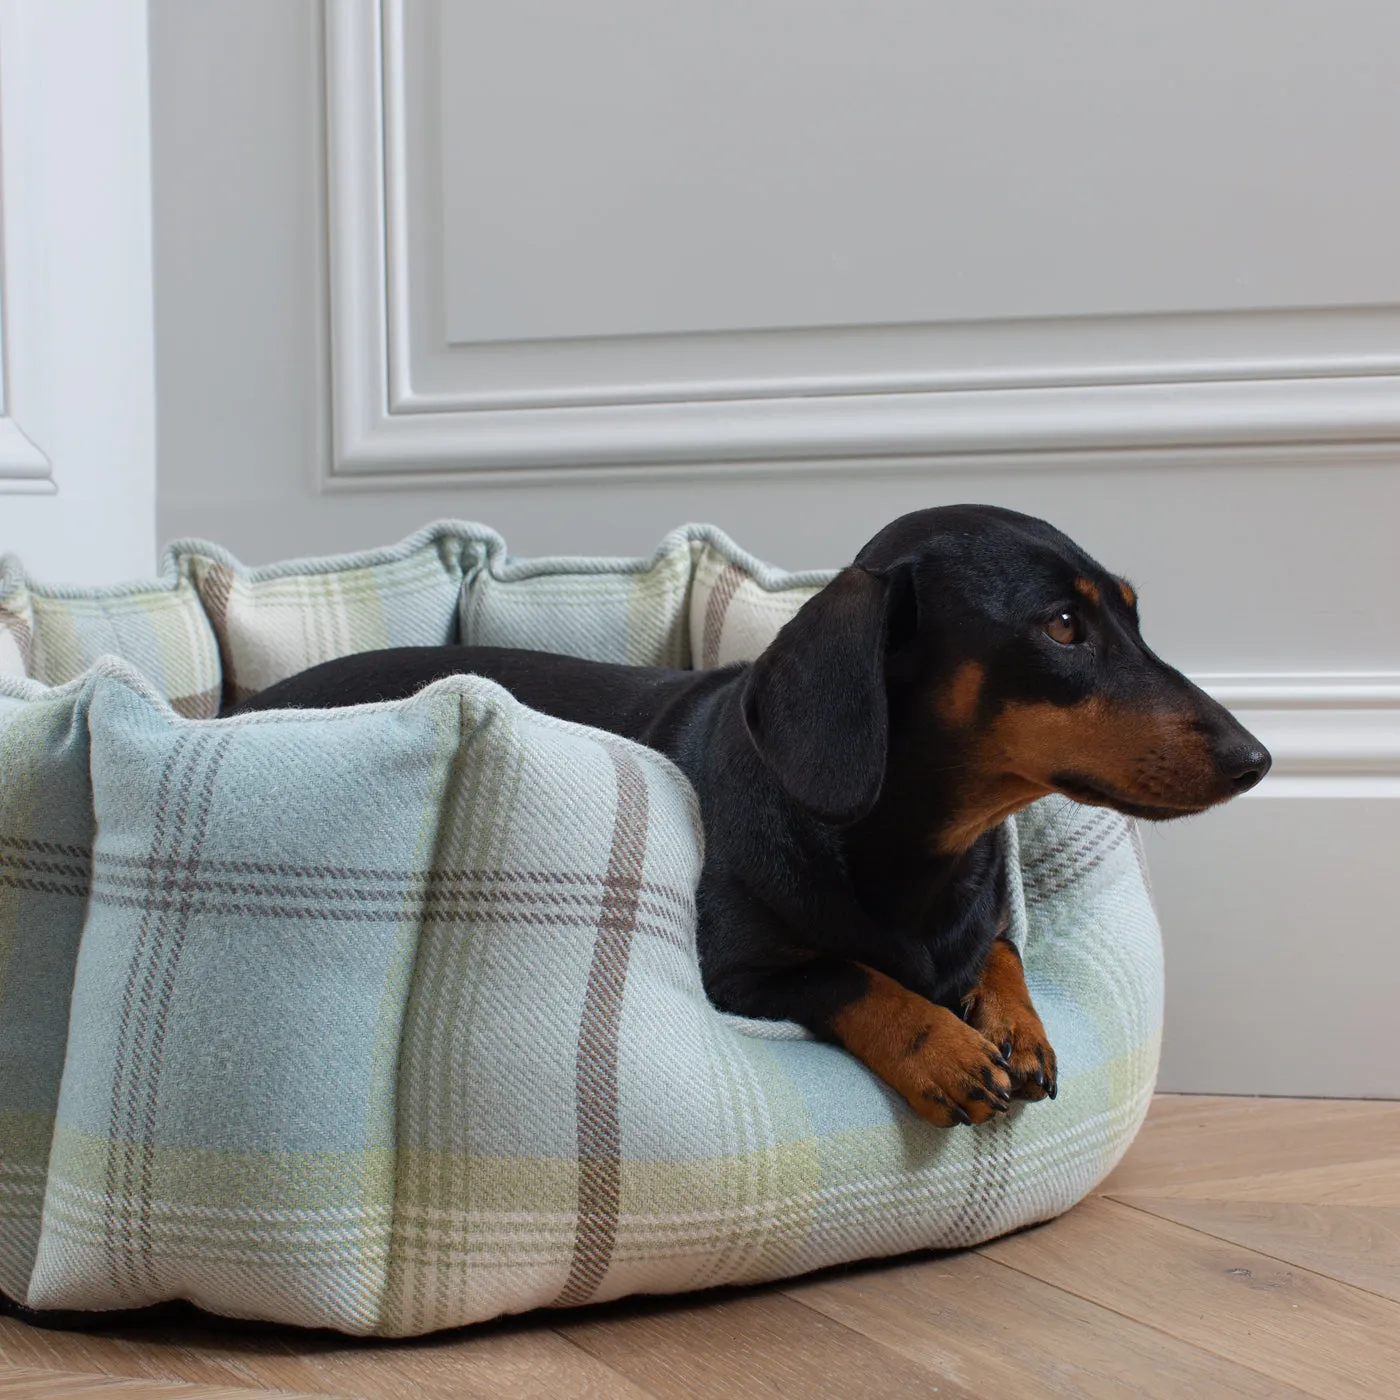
[[0, 675, 96, 1302], [688, 537, 832, 668], [0, 558, 219, 718], [461, 526, 698, 668], [462, 524, 834, 671], [165, 522, 831, 707], [174, 524, 498, 709], [0, 526, 1164, 1337]]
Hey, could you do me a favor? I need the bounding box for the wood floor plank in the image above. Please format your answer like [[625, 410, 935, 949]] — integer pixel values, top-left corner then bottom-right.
[[1113, 1155, 1400, 1207], [557, 1290, 974, 1400], [981, 1196, 1400, 1400], [1099, 1096, 1400, 1197], [0, 1324, 268, 1394], [269, 1326, 656, 1400], [0, 1314, 651, 1400], [786, 1249, 1320, 1400], [0, 1366, 332, 1399], [1111, 1197, 1400, 1304]]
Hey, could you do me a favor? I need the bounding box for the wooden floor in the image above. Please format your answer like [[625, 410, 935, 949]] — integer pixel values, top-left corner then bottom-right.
[[2, 1095, 1397, 1399]]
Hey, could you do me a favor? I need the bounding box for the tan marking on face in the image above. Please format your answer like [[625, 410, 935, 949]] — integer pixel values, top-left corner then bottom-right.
[[934, 775, 1052, 857], [1117, 579, 1137, 609], [1073, 577, 1101, 606], [939, 660, 986, 728], [932, 695, 1219, 855]]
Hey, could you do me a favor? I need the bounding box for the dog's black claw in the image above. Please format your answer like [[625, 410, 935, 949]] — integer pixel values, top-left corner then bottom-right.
[[982, 1074, 1011, 1101], [952, 1103, 973, 1126], [1047, 1080, 1058, 1100], [970, 1087, 1010, 1114], [1000, 1039, 1014, 1060], [992, 1052, 1011, 1072]]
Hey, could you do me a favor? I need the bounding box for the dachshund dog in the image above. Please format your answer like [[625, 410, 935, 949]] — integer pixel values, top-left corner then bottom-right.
[[237, 506, 1270, 1126]]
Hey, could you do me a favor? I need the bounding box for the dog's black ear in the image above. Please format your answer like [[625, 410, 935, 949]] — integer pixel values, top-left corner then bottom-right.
[[741, 565, 906, 826]]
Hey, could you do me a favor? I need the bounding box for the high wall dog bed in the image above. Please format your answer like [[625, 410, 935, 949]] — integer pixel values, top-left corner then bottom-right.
[[0, 524, 1162, 1336]]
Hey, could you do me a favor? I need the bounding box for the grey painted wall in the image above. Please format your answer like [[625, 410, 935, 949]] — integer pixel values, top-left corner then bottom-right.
[[149, 0, 1400, 1095]]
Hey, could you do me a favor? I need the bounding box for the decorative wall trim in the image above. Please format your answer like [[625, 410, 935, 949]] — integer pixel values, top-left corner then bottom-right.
[[1198, 673, 1400, 789], [0, 428, 54, 489], [325, 1, 1400, 485]]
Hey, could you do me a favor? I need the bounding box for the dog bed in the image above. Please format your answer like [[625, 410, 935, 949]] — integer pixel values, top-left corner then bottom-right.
[[0, 524, 1163, 1336]]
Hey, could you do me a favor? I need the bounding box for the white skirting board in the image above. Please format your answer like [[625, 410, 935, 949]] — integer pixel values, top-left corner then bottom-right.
[[1144, 682, 1399, 1097]]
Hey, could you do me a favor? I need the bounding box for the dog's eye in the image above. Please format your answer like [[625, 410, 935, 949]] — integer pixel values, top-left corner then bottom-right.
[[1044, 611, 1081, 646]]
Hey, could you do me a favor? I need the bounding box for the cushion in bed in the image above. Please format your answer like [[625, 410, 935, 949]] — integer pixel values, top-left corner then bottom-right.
[[176, 524, 496, 709], [0, 556, 220, 718]]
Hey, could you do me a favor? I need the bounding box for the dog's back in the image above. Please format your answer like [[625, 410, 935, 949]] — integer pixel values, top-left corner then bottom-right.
[[235, 644, 706, 744]]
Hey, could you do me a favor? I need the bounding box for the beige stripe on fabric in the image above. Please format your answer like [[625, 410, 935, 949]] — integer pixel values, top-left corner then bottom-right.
[[552, 749, 649, 1308], [169, 686, 221, 721], [700, 564, 747, 669], [191, 563, 237, 711]]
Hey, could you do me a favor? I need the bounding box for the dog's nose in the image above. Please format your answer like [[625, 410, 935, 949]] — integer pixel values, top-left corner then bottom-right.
[[1215, 739, 1272, 793]]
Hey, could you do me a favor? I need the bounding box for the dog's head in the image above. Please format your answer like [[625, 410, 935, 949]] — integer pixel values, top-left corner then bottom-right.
[[741, 505, 1270, 850]]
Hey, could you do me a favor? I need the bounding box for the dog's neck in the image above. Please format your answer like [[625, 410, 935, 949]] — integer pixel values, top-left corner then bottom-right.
[[843, 711, 1043, 918]]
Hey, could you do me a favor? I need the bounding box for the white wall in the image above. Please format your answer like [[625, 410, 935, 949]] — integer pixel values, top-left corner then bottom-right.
[[147, 0, 1400, 1095], [0, 0, 157, 584]]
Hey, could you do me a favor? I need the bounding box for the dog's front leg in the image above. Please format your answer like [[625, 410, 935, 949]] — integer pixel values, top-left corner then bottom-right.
[[731, 960, 1015, 1126], [961, 937, 1058, 1102]]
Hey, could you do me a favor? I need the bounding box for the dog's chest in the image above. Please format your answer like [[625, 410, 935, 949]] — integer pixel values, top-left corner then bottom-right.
[[861, 829, 1007, 1008]]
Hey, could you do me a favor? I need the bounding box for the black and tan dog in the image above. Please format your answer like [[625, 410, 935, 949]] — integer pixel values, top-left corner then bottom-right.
[[238, 506, 1269, 1127]]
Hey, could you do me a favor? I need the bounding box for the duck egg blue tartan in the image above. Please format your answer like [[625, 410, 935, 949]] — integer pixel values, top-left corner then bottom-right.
[[0, 521, 1164, 1337], [0, 676, 96, 1303]]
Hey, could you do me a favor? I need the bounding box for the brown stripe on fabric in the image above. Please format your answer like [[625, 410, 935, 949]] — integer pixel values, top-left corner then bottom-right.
[[85, 889, 682, 924], [0, 874, 92, 898], [169, 686, 221, 721], [106, 731, 194, 1290], [700, 564, 747, 669], [0, 852, 91, 879], [88, 888, 687, 925], [88, 854, 695, 913], [1021, 814, 1128, 901], [122, 729, 213, 1291], [90, 865, 689, 916], [0, 605, 33, 673], [91, 850, 425, 881], [0, 840, 92, 885], [85, 890, 689, 947], [0, 834, 91, 860], [136, 734, 231, 1283], [552, 749, 649, 1309], [1019, 807, 1122, 874], [191, 562, 238, 712]]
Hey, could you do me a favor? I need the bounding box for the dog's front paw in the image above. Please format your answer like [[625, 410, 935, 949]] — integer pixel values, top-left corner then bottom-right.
[[966, 999, 1058, 1102], [893, 1015, 1015, 1127]]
